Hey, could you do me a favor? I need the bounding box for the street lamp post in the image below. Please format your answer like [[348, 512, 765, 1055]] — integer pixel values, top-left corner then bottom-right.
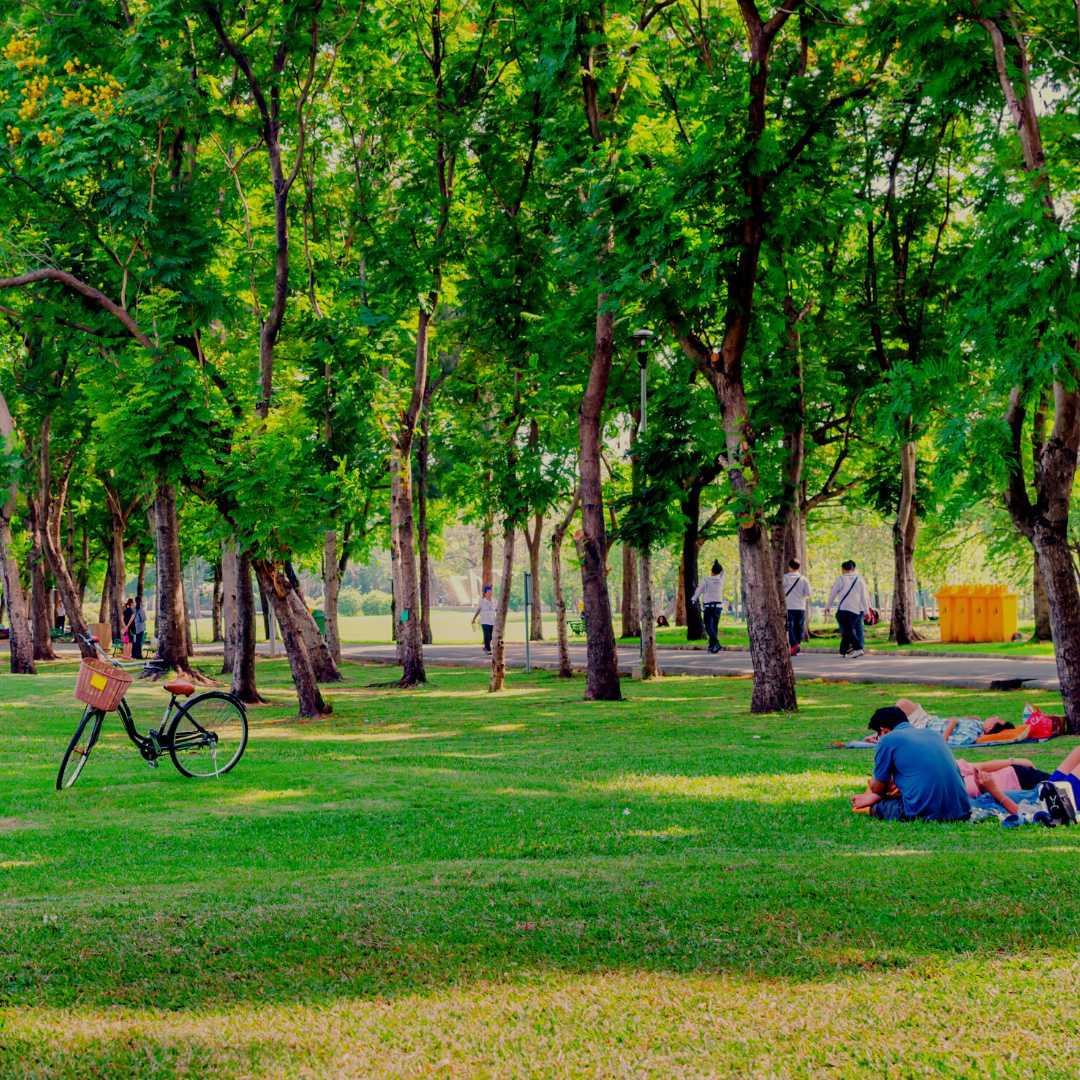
[[631, 329, 656, 676]]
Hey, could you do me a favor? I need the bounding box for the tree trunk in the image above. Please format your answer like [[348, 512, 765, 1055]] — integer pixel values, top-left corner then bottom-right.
[[675, 555, 687, 626], [282, 561, 340, 683], [108, 512, 126, 644], [180, 562, 194, 657], [578, 303, 621, 701], [489, 521, 515, 692], [152, 480, 196, 676], [0, 520, 33, 673], [620, 540, 639, 639], [28, 521, 56, 661], [1034, 529, 1080, 734], [211, 562, 223, 642], [524, 511, 544, 640], [78, 526, 90, 606], [890, 440, 921, 645], [0, 392, 34, 673], [390, 441, 426, 687], [232, 551, 263, 704], [286, 584, 342, 682], [740, 522, 797, 713], [681, 486, 705, 641], [253, 560, 329, 718], [323, 529, 343, 663], [481, 516, 493, 588], [551, 490, 579, 679], [136, 551, 147, 606], [221, 540, 237, 675], [1032, 550, 1052, 641], [639, 549, 659, 678], [417, 417, 434, 646], [35, 425, 92, 658], [98, 565, 110, 625], [41, 543, 90, 658]]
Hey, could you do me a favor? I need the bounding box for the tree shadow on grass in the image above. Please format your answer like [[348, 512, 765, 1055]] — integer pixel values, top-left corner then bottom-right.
[[2, 806, 1077, 1014]]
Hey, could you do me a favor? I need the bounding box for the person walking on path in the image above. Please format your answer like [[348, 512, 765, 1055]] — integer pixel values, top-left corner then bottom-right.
[[827, 560, 871, 658], [54, 595, 65, 633], [472, 584, 496, 654], [782, 559, 812, 656], [121, 597, 135, 659], [131, 596, 146, 659], [692, 560, 726, 654]]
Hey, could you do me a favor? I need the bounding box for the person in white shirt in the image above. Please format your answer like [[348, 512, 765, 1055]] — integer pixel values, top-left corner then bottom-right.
[[782, 559, 812, 656], [826, 560, 871, 658], [471, 584, 496, 654], [691, 560, 725, 654]]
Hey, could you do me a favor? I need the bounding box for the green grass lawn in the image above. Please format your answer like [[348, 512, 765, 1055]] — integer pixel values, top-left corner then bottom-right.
[[2, 660, 1078, 1077]]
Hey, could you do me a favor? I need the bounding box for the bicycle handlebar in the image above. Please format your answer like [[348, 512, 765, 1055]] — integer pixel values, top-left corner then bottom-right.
[[77, 632, 165, 672]]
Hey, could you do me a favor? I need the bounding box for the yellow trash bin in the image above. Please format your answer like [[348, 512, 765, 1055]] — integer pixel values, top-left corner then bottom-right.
[[968, 586, 989, 642], [938, 584, 1019, 642], [936, 586, 955, 642], [953, 589, 971, 643], [997, 587, 1019, 642]]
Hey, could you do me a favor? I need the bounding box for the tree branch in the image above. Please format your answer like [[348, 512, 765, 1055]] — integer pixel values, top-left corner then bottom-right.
[[0, 270, 152, 349]]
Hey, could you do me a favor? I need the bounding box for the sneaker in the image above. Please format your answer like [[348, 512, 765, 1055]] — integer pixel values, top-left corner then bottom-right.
[[1038, 782, 1076, 826], [1012, 799, 1056, 827], [789, 645, 800, 656], [849, 649, 865, 659]]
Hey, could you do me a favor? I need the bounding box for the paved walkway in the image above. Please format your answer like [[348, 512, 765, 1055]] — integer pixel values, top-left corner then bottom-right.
[[339, 642, 1062, 693], [53, 638, 1059, 692]]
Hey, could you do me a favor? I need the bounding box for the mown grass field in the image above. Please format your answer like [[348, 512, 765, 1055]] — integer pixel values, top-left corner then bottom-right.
[[2, 659, 1078, 1077]]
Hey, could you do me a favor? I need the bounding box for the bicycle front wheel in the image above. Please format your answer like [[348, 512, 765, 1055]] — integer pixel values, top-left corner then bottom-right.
[[167, 692, 248, 778], [56, 707, 105, 790]]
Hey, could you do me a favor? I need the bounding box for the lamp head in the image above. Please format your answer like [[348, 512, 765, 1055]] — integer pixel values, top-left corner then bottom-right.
[[630, 328, 654, 349]]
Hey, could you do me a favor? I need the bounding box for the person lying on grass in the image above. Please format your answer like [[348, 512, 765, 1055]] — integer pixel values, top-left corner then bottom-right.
[[853, 709, 1080, 826], [959, 745, 1080, 821], [859, 699, 1066, 746], [850, 706, 971, 822]]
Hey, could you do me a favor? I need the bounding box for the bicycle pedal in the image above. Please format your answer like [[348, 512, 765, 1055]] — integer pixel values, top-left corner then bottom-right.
[[146, 757, 159, 769]]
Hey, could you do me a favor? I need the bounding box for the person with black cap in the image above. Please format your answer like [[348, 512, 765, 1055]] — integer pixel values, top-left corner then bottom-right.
[[850, 705, 971, 822], [691, 560, 726, 654]]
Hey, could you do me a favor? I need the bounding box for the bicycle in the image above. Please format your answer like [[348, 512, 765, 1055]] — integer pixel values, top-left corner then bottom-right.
[[56, 634, 248, 790]]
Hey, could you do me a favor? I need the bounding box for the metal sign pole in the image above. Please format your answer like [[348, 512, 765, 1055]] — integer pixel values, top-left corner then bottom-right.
[[523, 571, 532, 674]]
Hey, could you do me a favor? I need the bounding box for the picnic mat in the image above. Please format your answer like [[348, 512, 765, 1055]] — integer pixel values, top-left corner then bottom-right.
[[832, 722, 1062, 750]]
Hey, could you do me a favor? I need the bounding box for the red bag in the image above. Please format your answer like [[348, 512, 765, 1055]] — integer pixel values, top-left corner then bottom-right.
[[1025, 707, 1055, 741]]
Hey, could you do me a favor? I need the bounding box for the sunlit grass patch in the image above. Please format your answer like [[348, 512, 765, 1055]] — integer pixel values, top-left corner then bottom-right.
[[1, 658, 1078, 1077], [587, 770, 850, 804]]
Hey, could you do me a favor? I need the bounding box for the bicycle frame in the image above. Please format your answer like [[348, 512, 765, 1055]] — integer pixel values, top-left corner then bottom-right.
[[78, 632, 180, 762], [114, 694, 182, 762], [62, 633, 247, 788]]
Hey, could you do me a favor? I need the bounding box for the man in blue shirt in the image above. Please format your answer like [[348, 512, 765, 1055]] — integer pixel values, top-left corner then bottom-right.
[[854, 706, 971, 822]]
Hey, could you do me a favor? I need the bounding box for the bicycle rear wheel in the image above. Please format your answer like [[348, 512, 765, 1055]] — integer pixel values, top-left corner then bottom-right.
[[167, 691, 248, 778], [56, 707, 105, 790]]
